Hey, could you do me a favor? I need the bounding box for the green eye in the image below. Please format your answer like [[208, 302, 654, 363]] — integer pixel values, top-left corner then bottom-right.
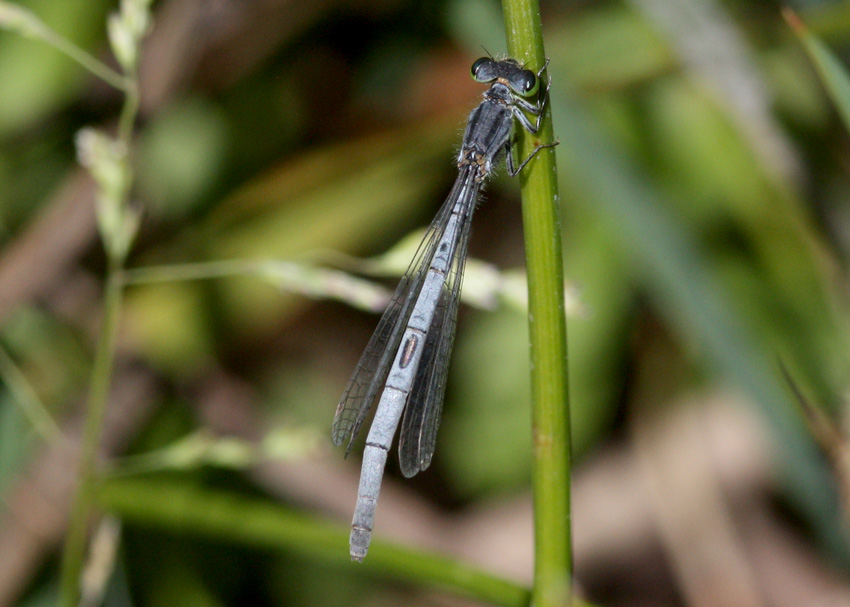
[[513, 69, 538, 97], [471, 57, 497, 82]]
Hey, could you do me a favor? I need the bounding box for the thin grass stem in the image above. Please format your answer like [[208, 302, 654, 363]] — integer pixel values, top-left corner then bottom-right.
[[500, 1, 572, 605]]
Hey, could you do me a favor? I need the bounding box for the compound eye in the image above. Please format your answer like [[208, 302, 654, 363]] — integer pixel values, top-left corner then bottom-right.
[[471, 57, 497, 82], [514, 69, 539, 96]]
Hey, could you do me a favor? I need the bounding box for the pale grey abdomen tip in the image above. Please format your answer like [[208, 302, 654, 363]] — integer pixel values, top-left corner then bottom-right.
[[350, 527, 371, 562]]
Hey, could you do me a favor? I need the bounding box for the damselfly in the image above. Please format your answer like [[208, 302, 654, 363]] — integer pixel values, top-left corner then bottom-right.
[[332, 56, 556, 561]]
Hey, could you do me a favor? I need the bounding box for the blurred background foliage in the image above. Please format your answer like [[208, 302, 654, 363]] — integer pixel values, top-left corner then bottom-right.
[[3, 0, 850, 605]]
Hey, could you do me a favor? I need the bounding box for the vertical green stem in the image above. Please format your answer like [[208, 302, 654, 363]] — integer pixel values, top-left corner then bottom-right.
[[117, 77, 139, 150], [1, 4, 146, 604], [501, 1, 572, 606], [59, 264, 124, 606], [58, 17, 142, 603]]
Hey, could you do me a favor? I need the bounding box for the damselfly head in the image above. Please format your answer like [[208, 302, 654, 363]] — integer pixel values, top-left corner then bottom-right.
[[470, 57, 539, 98]]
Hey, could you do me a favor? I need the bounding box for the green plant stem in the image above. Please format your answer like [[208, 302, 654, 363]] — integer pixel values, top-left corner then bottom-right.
[[59, 61, 139, 598], [501, 1, 572, 606], [59, 264, 124, 607], [117, 76, 139, 147], [121, 259, 265, 284], [42, 30, 129, 92], [59, 18, 144, 596], [98, 478, 532, 607], [0, 341, 63, 443], [5, 5, 129, 92]]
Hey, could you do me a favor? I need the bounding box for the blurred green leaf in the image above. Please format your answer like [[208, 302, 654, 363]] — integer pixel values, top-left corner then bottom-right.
[[550, 55, 849, 560], [124, 280, 214, 376], [137, 97, 228, 219], [0, 0, 110, 135], [557, 5, 673, 91], [99, 477, 533, 607], [126, 115, 459, 345], [787, 9, 850, 141], [0, 393, 31, 497]]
